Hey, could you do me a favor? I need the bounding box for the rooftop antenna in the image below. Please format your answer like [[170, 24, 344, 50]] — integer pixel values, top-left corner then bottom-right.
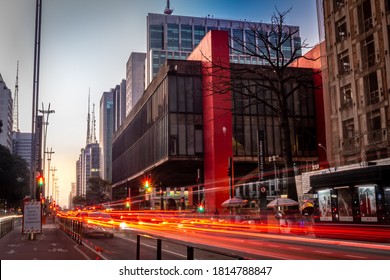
[[92, 103, 97, 143], [164, 0, 173, 15], [13, 61, 20, 132], [86, 89, 91, 145]]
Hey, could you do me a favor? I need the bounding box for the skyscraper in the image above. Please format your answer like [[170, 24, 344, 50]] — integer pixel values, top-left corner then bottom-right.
[[99, 90, 114, 183], [126, 53, 146, 115], [0, 74, 13, 150]]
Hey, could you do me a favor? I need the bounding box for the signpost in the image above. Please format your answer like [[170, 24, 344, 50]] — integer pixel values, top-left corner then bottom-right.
[[22, 201, 42, 240]]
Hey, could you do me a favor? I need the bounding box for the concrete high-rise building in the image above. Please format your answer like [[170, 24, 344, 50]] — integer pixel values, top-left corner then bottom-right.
[[100, 90, 114, 183], [12, 132, 32, 168], [78, 143, 100, 198], [145, 13, 302, 86], [126, 53, 145, 115], [322, 0, 390, 166], [0, 74, 13, 150], [117, 80, 126, 130]]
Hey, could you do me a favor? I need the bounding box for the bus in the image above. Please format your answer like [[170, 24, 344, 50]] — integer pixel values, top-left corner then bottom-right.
[[310, 164, 390, 242]]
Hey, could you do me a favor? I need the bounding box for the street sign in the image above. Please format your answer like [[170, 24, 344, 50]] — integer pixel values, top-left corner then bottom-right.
[[22, 201, 42, 234]]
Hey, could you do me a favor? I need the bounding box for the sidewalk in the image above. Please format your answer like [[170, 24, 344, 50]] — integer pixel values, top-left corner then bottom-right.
[[0, 218, 100, 260]]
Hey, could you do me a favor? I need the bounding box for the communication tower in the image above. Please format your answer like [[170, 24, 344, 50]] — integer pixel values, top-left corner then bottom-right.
[[13, 61, 20, 132]]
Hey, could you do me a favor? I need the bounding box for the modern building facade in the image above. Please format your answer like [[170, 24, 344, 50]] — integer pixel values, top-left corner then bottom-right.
[[145, 13, 302, 86], [126, 53, 146, 116], [99, 90, 114, 183], [78, 143, 100, 198], [114, 80, 126, 131], [112, 30, 323, 211], [0, 74, 13, 150], [12, 131, 32, 168], [323, 0, 390, 167]]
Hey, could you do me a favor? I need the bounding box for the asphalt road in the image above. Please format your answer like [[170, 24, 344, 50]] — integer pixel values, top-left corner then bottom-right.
[[1, 218, 390, 260]]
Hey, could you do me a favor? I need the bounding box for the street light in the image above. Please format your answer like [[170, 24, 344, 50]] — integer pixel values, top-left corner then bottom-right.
[[269, 155, 281, 234], [39, 103, 55, 198], [318, 143, 330, 169]]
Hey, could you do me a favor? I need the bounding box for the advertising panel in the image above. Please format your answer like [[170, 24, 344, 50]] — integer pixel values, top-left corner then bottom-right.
[[357, 184, 377, 222], [318, 189, 332, 221], [337, 187, 353, 222]]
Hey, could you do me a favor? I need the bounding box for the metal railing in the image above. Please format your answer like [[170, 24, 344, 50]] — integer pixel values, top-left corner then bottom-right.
[[58, 217, 83, 244], [0, 218, 14, 238], [136, 233, 246, 260]]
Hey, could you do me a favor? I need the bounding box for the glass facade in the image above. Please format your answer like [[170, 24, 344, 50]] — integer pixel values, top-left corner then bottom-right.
[[231, 72, 317, 159], [147, 13, 302, 85], [112, 64, 203, 184]]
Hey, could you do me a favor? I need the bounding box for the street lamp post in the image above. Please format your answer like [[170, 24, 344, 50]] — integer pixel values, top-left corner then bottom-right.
[[39, 103, 55, 198], [45, 148, 54, 200], [269, 155, 281, 233], [318, 143, 329, 169]]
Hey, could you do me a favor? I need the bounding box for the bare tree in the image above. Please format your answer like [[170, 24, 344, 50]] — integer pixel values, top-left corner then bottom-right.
[[204, 8, 320, 201]]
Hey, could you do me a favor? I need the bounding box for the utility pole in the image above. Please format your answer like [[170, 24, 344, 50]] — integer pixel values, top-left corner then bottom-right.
[[50, 166, 57, 203], [30, 0, 42, 199], [39, 103, 55, 198], [45, 148, 54, 199]]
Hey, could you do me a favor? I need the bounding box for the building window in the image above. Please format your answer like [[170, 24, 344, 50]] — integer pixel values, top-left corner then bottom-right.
[[232, 29, 244, 54], [367, 110, 382, 143], [334, 0, 345, 10], [364, 71, 379, 105], [245, 29, 256, 55], [281, 33, 292, 60], [150, 25, 164, 49], [335, 17, 347, 42], [181, 24, 192, 51], [342, 118, 355, 149], [194, 25, 205, 48], [361, 35, 375, 69], [167, 24, 179, 51], [338, 50, 350, 75], [357, 0, 373, 34], [340, 84, 352, 108]]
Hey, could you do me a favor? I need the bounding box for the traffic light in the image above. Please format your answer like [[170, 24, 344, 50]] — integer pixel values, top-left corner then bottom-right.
[[125, 198, 130, 208], [197, 204, 205, 213], [227, 167, 232, 177], [37, 176, 44, 187], [144, 179, 150, 189]]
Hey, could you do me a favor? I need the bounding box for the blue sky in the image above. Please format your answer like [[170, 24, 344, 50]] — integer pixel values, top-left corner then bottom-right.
[[0, 0, 319, 207]]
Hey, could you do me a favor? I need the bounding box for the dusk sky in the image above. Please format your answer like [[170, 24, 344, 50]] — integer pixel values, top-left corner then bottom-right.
[[0, 0, 319, 207]]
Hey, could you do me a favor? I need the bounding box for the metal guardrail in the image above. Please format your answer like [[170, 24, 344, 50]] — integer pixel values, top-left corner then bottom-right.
[[136, 233, 246, 260], [58, 217, 83, 245], [0, 218, 14, 238]]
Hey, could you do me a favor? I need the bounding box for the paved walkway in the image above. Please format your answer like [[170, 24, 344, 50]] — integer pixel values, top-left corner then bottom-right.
[[0, 218, 99, 260]]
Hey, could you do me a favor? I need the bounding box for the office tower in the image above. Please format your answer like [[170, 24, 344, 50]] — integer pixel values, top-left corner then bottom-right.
[[100, 90, 114, 182], [145, 13, 302, 86], [0, 74, 13, 150], [126, 53, 146, 115]]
